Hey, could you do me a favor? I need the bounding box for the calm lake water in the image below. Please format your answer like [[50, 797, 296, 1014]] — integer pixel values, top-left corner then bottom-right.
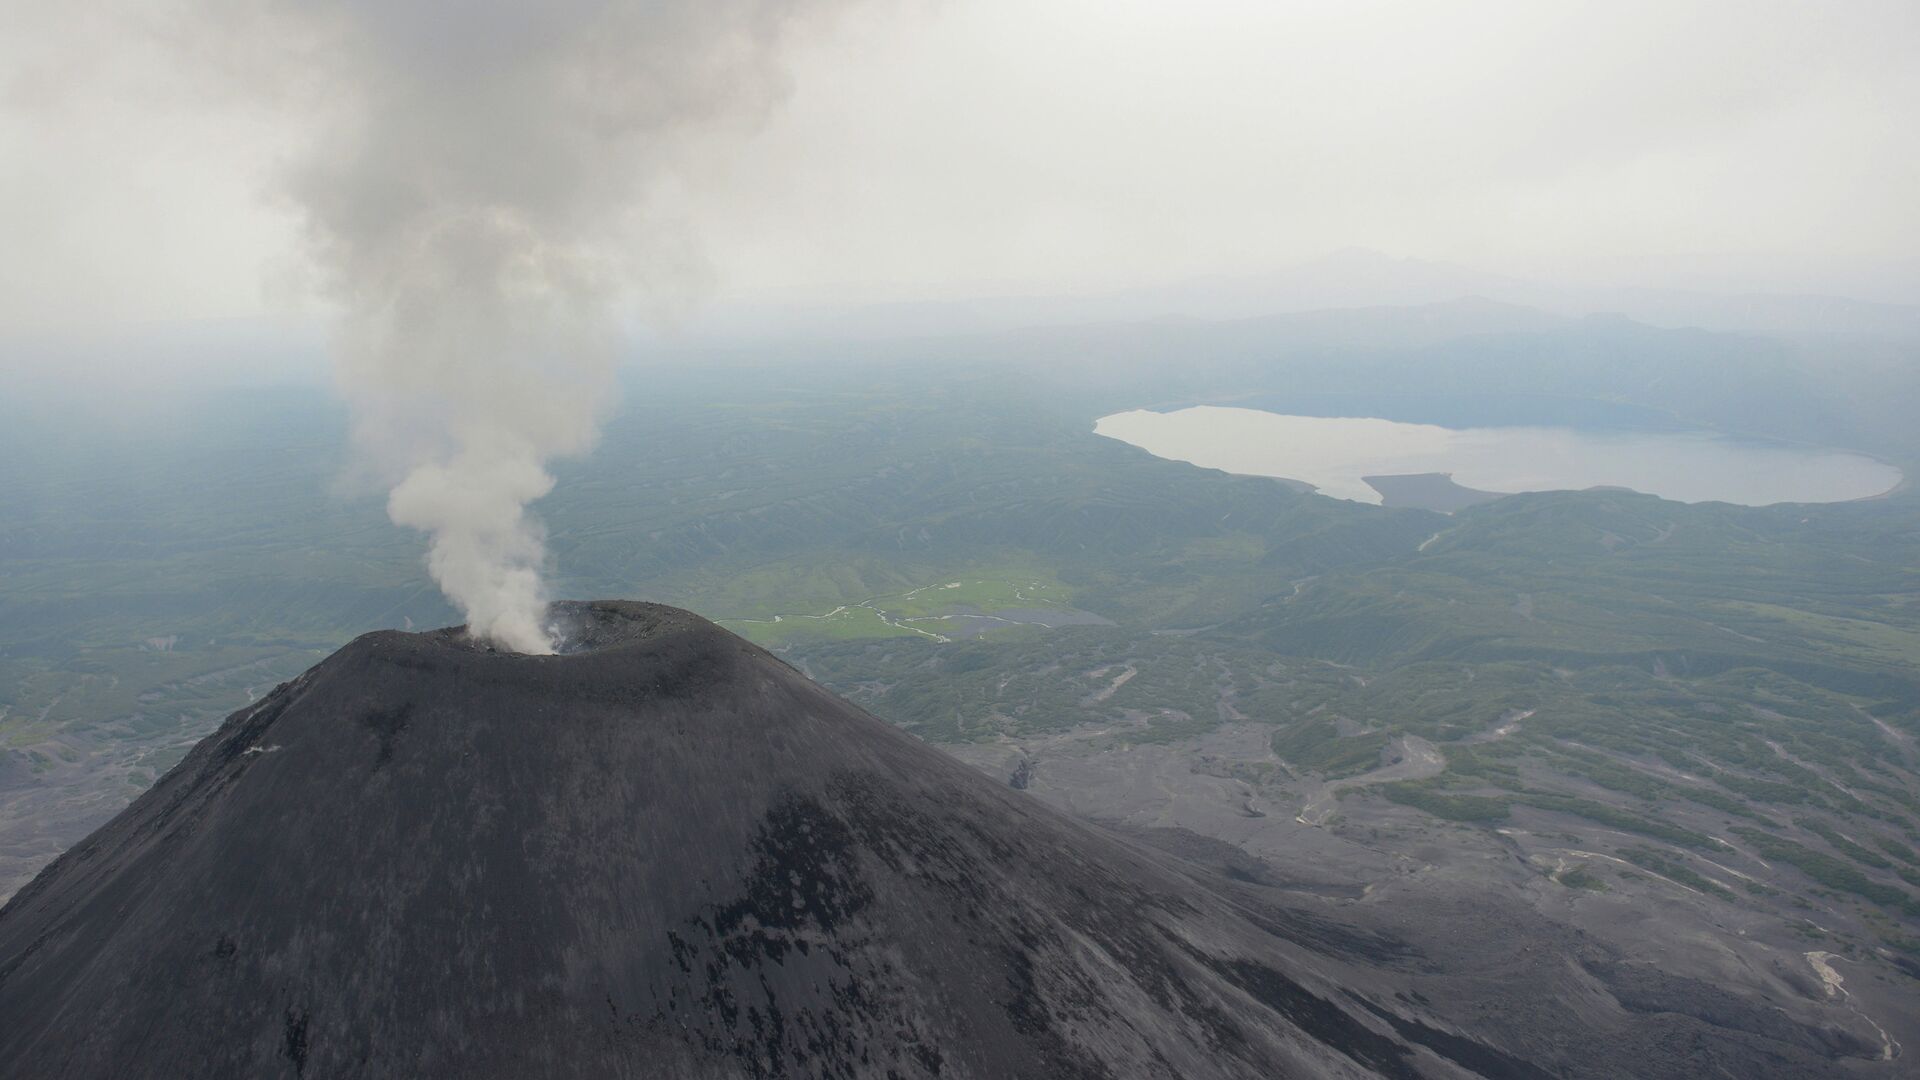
[[1095, 407, 1903, 507]]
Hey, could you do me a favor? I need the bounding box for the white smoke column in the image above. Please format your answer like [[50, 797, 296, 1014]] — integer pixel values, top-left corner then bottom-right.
[[242, 0, 845, 652]]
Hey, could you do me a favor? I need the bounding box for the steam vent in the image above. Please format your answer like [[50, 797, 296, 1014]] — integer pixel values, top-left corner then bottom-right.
[[0, 604, 1679, 1076]]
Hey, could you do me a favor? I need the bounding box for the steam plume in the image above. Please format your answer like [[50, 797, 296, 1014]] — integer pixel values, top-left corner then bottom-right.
[[247, 0, 841, 652]]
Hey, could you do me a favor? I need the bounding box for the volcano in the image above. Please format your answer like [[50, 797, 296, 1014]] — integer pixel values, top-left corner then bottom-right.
[[0, 603, 1564, 1077]]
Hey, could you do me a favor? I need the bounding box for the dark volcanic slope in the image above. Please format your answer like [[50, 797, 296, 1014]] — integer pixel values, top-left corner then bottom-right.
[[0, 602, 1526, 1079]]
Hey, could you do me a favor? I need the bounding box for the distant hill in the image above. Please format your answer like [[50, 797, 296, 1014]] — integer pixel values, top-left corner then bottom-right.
[[661, 249, 1920, 344]]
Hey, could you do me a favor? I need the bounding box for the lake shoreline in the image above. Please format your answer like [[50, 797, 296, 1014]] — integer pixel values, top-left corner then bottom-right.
[[1094, 406, 1905, 509]]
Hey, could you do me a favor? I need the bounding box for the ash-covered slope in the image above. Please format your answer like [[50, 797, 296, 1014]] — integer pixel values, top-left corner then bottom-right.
[[0, 602, 1526, 1078]]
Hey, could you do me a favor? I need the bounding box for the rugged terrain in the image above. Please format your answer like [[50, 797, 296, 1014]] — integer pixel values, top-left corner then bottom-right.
[[5, 304, 1919, 1073], [6, 603, 1899, 1078]]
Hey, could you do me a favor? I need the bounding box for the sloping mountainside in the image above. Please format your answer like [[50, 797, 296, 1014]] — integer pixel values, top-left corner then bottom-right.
[[0, 603, 1879, 1079]]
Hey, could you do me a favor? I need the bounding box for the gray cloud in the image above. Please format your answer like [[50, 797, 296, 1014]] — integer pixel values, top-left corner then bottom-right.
[[7, 0, 1918, 331]]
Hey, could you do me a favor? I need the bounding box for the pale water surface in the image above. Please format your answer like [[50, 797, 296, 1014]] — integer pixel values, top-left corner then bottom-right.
[[1095, 407, 1903, 507]]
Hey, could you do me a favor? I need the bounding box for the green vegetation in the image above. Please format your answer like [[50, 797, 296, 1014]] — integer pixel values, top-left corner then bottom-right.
[[1272, 722, 1390, 778], [1373, 779, 1731, 851], [1515, 793, 1727, 852], [718, 572, 1085, 647], [1380, 782, 1513, 823], [1795, 817, 1893, 869], [1615, 847, 1735, 900], [1731, 828, 1920, 917], [1557, 866, 1609, 891]]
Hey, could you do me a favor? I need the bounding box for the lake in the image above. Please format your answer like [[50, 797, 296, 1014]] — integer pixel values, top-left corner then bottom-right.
[[1094, 407, 1904, 508]]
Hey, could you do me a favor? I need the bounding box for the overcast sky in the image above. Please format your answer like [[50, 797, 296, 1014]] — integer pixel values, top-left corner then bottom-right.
[[4, 0, 1917, 335]]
